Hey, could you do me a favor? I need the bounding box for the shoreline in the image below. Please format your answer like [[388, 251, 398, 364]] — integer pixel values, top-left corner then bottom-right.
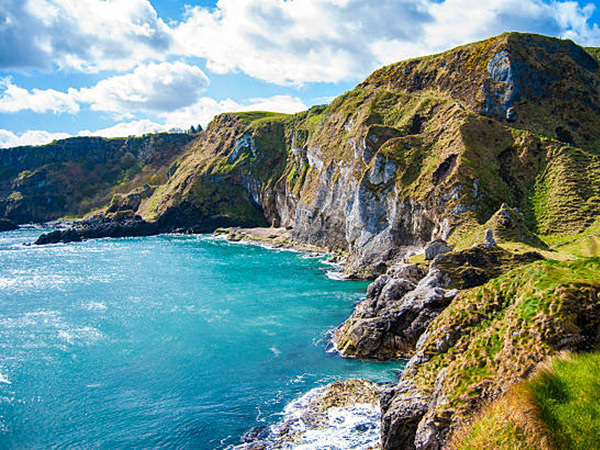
[[213, 227, 400, 449], [214, 227, 349, 275]]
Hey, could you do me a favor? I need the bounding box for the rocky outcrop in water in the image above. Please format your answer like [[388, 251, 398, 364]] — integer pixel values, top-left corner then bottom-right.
[[334, 243, 543, 360], [0, 218, 18, 232], [333, 264, 456, 359], [237, 379, 384, 449], [34, 212, 157, 244]]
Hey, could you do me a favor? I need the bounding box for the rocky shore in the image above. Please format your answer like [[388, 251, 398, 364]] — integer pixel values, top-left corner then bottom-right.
[[34, 212, 158, 245], [237, 379, 385, 449], [215, 227, 348, 267]]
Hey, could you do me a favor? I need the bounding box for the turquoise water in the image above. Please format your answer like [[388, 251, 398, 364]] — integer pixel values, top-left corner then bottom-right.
[[0, 229, 400, 448]]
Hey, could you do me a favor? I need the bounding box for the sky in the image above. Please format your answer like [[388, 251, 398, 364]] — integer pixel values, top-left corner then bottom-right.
[[1, 0, 600, 148]]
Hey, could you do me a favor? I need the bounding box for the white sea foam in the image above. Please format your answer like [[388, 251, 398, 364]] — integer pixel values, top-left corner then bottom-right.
[[293, 404, 380, 449], [0, 309, 103, 349], [0, 372, 11, 385], [242, 383, 382, 450], [270, 347, 282, 357], [325, 269, 346, 281], [58, 326, 103, 345], [86, 301, 108, 311]]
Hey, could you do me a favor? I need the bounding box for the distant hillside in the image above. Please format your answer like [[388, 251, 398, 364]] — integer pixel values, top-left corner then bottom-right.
[[0, 133, 194, 223]]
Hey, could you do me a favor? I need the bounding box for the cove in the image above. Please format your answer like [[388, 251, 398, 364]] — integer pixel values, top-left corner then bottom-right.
[[0, 229, 399, 448]]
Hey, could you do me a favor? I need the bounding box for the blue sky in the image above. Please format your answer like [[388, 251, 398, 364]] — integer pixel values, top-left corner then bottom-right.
[[1, 0, 600, 147]]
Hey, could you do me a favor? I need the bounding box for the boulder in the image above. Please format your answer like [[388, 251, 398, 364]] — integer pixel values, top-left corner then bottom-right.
[[381, 380, 430, 450], [484, 228, 497, 247], [424, 240, 452, 260], [334, 266, 455, 359]]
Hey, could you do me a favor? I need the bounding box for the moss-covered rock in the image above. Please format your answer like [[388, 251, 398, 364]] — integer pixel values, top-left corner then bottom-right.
[[432, 244, 544, 290]]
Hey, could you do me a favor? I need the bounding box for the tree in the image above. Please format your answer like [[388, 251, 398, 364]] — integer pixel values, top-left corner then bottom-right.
[[188, 124, 203, 134]]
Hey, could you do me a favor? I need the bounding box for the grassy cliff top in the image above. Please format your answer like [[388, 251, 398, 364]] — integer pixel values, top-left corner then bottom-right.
[[411, 258, 600, 429], [361, 33, 600, 151]]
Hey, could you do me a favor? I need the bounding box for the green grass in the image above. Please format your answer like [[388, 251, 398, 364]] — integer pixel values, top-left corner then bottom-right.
[[529, 353, 600, 449], [229, 111, 290, 125], [451, 352, 600, 450]]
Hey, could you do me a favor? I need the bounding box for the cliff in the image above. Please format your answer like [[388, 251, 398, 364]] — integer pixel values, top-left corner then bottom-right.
[[114, 33, 599, 279]]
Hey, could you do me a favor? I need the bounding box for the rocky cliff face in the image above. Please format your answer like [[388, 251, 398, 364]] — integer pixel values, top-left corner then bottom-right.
[[105, 33, 599, 279]]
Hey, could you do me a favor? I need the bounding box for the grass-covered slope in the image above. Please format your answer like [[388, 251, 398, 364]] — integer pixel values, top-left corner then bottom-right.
[[363, 33, 600, 152], [408, 258, 600, 438], [137, 112, 298, 229], [451, 352, 600, 450]]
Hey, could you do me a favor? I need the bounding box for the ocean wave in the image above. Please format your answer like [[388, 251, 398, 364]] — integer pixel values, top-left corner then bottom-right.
[[0, 310, 104, 349], [0, 371, 11, 385], [324, 269, 346, 281]]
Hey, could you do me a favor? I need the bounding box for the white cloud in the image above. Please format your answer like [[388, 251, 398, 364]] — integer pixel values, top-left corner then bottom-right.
[[75, 61, 210, 115], [88, 94, 307, 136], [78, 119, 167, 138], [555, 1, 600, 44], [0, 78, 79, 114], [172, 0, 431, 85], [3, 0, 600, 84], [1, 0, 171, 72], [0, 129, 70, 148], [171, 0, 600, 85], [0, 62, 209, 117], [415, 0, 599, 58]]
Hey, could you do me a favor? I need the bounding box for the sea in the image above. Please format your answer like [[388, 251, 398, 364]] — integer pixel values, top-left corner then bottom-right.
[[0, 228, 400, 449]]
